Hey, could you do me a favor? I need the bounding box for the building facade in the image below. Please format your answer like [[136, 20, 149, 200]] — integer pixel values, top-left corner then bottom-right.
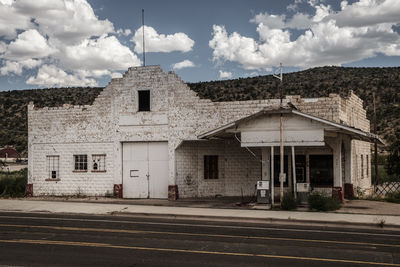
[[27, 65, 377, 201]]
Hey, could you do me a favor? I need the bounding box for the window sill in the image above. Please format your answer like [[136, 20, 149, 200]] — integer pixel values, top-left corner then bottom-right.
[[73, 170, 88, 173], [45, 178, 60, 182], [91, 170, 107, 173]]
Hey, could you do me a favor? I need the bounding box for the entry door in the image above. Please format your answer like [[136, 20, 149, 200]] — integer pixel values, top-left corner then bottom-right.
[[122, 142, 169, 199]]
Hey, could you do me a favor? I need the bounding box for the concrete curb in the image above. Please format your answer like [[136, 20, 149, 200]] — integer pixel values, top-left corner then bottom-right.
[[0, 199, 399, 229]]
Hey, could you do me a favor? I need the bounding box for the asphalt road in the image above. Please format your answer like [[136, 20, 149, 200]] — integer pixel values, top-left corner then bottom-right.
[[0, 212, 399, 267]]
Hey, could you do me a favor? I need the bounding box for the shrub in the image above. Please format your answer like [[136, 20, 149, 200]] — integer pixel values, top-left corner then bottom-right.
[[386, 191, 400, 204], [308, 192, 341, 211], [0, 168, 27, 197], [281, 192, 298, 210]]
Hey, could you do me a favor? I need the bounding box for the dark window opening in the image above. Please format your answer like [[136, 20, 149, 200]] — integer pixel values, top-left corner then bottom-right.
[[204, 155, 218, 179], [295, 155, 306, 183], [310, 155, 333, 186], [273, 155, 288, 186], [138, 90, 150, 111]]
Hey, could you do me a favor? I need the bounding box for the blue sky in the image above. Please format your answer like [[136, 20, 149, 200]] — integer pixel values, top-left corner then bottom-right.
[[0, 0, 399, 91]]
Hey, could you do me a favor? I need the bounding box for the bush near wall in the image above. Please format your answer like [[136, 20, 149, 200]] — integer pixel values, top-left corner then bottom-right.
[[0, 168, 27, 197], [281, 192, 298, 210], [386, 191, 400, 204], [308, 192, 341, 211]]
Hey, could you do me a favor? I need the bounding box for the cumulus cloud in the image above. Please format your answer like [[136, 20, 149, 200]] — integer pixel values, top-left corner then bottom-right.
[[219, 70, 232, 79], [62, 35, 141, 71], [210, 0, 400, 70], [172, 60, 195, 70], [13, 0, 114, 45], [27, 65, 98, 87], [117, 28, 132, 36], [0, 59, 42, 75], [2, 29, 56, 60], [0, 0, 195, 87], [132, 26, 194, 53]]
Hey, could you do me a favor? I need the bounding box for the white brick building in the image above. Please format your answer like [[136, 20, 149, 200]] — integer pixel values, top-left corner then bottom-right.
[[27, 65, 380, 201]]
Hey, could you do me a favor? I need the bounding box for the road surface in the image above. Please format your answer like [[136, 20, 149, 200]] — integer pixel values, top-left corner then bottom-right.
[[0, 211, 399, 266]]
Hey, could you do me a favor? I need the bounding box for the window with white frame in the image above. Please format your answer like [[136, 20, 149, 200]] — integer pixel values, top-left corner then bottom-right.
[[74, 155, 87, 171], [47, 155, 59, 179], [92, 154, 106, 171]]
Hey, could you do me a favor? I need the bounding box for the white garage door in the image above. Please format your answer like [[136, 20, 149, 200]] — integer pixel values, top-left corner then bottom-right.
[[122, 142, 169, 199]]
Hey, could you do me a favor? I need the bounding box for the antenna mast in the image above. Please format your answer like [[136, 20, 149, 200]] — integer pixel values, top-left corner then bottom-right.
[[142, 9, 145, 67]]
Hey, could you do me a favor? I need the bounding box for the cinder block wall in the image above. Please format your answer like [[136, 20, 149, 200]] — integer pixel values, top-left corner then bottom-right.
[[176, 139, 261, 198], [28, 66, 373, 197]]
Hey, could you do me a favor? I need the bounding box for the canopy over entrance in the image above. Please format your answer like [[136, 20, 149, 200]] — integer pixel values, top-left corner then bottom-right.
[[198, 106, 383, 146]]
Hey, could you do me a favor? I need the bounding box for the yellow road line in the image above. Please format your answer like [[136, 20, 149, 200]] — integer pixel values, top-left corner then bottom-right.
[[0, 239, 399, 266], [0, 223, 398, 249]]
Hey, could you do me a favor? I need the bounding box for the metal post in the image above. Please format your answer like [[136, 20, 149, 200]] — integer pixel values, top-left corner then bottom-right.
[[273, 63, 284, 205], [292, 146, 297, 199], [271, 146, 274, 207], [373, 92, 378, 187], [142, 9, 145, 67]]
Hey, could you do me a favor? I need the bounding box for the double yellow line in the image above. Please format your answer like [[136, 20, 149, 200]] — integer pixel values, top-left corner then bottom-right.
[[0, 238, 399, 266], [0, 223, 398, 248]]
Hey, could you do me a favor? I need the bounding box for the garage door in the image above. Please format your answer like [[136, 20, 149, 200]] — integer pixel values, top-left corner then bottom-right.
[[122, 142, 169, 198]]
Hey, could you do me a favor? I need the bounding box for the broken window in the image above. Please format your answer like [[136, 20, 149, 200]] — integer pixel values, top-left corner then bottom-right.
[[92, 154, 106, 171], [310, 155, 333, 186], [74, 155, 87, 171], [47, 155, 59, 179], [204, 155, 218, 179], [138, 90, 150, 111]]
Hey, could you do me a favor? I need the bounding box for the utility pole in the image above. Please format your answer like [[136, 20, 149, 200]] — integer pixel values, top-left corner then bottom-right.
[[142, 9, 145, 67], [273, 63, 284, 205], [373, 92, 378, 188]]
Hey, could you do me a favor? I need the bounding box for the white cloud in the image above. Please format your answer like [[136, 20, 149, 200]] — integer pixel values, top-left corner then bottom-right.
[[210, 0, 400, 70], [13, 0, 114, 45], [0, 0, 196, 87], [132, 26, 194, 53], [2, 29, 56, 60], [172, 60, 195, 70], [0, 59, 42, 75], [219, 70, 232, 79], [0, 1, 32, 39], [249, 13, 285, 29], [62, 34, 141, 71], [117, 28, 132, 36], [27, 65, 98, 87]]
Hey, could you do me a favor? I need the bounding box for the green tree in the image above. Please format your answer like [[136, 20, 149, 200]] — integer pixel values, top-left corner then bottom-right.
[[386, 132, 400, 177]]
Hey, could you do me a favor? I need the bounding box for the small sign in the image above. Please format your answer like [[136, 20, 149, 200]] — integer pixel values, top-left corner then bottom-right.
[[130, 170, 139, 178], [279, 173, 286, 183], [257, 180, 269, 190], [297, 183, 310, 192]]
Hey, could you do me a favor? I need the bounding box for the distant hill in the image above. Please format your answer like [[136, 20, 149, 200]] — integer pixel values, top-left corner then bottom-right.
[[1, 66, 399, 154]]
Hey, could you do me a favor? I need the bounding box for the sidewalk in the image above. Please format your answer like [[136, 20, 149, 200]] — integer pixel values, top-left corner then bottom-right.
[[0, 198, 399, 228]]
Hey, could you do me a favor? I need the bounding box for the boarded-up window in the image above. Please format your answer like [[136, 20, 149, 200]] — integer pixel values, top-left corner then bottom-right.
[[310, 155, 333, 186], [74, 155, 87, 171], [204, 155, 218, 179], [138, 90, 150, 111]]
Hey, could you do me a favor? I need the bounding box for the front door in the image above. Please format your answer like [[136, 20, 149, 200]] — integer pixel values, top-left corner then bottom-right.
[[122, 142, 168, 198]]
